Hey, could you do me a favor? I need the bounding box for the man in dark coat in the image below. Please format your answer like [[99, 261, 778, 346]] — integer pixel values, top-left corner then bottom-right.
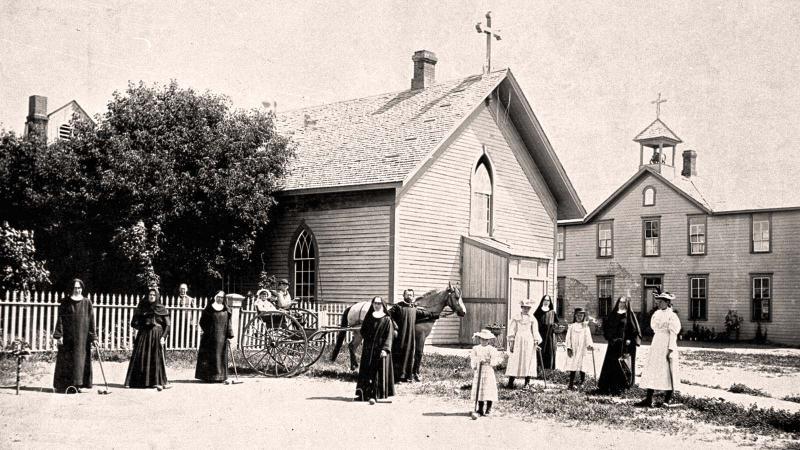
[[390, 289, 438, 382]]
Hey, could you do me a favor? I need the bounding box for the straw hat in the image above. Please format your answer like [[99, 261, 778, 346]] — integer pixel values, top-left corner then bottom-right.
[[472, 329, 496, 340], [519, 299, 534, 308], [654, 291, 676, 303]]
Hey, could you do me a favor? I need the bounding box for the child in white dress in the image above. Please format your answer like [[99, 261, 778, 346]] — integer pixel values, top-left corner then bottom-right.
[[470, 329, 502, 416], [565, 308, 594, 390]]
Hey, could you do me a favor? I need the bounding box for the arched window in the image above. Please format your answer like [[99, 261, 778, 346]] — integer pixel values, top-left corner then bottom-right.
[[471, 156, 493, 236], [292, 226, 317, 309], [643, 186, 656, 206]]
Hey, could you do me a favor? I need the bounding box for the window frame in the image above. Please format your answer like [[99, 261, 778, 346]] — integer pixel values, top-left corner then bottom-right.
[[596, 220, 614, 258], [642, 185, 656, 207], [288, 223, 319, 309], [750, 273, 772, 322], [750, 213, 772, 254], [556, 276, 566, 319], [687, 214, 708, 256], [642, 216, 661, 257], [688, 274, 708, 321], [469, 153, 494, 237], [597, 276, 614, 319], [557, 227, 565, 260]]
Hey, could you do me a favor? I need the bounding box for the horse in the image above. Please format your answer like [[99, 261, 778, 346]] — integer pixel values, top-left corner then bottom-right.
[[330, 282, 466, 371]]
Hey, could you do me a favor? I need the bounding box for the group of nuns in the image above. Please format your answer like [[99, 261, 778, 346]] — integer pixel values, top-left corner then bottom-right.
[[52, 279, 233, 393]]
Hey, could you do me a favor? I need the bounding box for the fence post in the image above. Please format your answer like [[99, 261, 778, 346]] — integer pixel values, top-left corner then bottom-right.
[[227, 296, 242, 350]]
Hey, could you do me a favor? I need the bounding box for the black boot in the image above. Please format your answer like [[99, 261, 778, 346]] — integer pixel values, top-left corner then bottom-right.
[[507, 377, 515, 389], [568, 371, 576, 390], [634, 389, 654, 407], [477, 401, 484, 415], [578, 371, 586, 387], [484, 401, 493, 416], [524, 377, 530, 387], [662, 390, 674, 406]]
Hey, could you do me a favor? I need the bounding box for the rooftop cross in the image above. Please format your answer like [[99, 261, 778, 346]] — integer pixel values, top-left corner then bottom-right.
[[651, 93, 667, 119], [475, 11, 502, 74]]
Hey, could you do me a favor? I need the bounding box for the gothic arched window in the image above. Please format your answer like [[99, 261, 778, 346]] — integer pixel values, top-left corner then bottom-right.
[[292, 226, 317, 308], [471, 156, 493, 236]]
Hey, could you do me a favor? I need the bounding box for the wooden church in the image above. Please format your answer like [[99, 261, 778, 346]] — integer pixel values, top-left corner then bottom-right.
[[263, 50, 585, 344]]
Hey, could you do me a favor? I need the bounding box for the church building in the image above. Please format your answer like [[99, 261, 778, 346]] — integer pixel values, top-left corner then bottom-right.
[[556, 107, 800, 345], [264, 50, 585, 344]]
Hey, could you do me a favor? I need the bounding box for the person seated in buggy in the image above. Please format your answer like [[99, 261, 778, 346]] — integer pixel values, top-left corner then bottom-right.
[[253, 289, 279, 314], [254, 287, 296, 328]]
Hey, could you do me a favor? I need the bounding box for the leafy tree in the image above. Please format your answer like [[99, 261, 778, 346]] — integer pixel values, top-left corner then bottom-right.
[[0, 81, 293, 292], [0, 221, 50, 293]]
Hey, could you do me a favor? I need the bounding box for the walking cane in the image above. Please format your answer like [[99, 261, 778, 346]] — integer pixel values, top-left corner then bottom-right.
[[536, 347, 548, 389], [157, 340, 172, 391], [375, 355, 392, 404], [93, 342, 111, 395], [591, 348, 597, 380], [226, 340, 243, 385], [471, 362, 483, 419]]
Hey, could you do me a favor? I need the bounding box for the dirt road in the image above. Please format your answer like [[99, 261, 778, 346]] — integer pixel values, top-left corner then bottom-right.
[[0, 362, 744, 449]]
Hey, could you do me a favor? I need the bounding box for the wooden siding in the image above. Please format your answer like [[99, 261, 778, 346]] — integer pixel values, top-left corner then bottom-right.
[[397, 104, 558, 344], [461, 239, 510, 342], [264, 190, 394, 304], [558, 171, 800, 345]]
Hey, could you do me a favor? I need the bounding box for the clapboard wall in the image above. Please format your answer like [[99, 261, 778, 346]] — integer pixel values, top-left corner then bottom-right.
[[396, 102, 558, 344], [264, 189, 394, 304], [558, 171, 800, 345]]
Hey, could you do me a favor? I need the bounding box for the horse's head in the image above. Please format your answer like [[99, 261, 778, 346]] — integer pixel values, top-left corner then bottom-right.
[[445, 282, 466, 317]]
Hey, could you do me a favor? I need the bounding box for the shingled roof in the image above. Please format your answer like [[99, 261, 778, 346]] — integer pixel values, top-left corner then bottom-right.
[[633, 118, 682, 144], [276, 71, 507, 192], [275, 69, 586, 219]]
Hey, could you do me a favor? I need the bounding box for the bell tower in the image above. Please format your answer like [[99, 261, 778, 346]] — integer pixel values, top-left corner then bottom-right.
[[633, 94, 682, 173]]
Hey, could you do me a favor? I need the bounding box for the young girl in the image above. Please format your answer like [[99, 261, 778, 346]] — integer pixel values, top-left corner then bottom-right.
[[470, 329, 502, 416], [565, 308, 594, 390]]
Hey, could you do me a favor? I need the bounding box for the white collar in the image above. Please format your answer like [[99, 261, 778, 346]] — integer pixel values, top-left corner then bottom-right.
[[617, 308, 627, 314], [372, 311, 386, 319], [211, 303, 224, 311], [70, 295, 83, 301], [540, 306, 551, 312]]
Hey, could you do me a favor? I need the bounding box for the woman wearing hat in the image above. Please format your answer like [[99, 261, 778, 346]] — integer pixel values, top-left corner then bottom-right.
[[505, 299, 542, 388], [564, 308, 594, 390], [195, 291, 234, 382], [635, 291, 681, 407], [470, 329, 502, 415], [272, 279, 293, 309]]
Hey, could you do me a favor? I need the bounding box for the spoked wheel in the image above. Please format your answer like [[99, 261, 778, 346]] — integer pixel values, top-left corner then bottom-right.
[[240, 311, 308, 377], [288, 307, 326, 373]]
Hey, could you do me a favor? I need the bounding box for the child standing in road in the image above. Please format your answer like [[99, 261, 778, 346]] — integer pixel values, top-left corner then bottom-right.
[[470, 329, 502, 416], [565, 308, 594, 390]]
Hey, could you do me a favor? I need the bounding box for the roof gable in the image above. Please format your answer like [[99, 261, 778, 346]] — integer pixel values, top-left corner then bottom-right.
[[48, 100, 95, 124], [633, 118, 682, 144]]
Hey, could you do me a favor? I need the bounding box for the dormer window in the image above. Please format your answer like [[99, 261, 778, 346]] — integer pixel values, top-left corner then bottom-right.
[[643, 186, 656, 206], [470, 155, 493, 236]]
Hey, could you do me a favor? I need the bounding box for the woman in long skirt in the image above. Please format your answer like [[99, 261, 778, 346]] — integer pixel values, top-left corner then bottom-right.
[[533, 295, 560, 371], [636, 292, 681, 407], [598, 296, 641, 395], [355, 296, 395, 401], [471, 329, 502, 416], [505, 299, 541, 388], [53, 279, 96, 393], [195, 291, 233, 382], [125, 287, 171, 390]]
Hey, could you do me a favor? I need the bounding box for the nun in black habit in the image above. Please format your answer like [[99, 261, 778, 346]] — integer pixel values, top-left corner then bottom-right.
[[195, 291, 234, 382], [533, 295, 560, 371], [355, 296, 395, 402], [597, 296, 642, 395], [125, 287, 171, 389], [52, 279, 97, 393]]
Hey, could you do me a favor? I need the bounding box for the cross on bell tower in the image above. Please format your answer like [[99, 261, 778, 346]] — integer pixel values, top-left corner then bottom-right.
[[475, 11, 502, 74], [651, 93, 667, 119]]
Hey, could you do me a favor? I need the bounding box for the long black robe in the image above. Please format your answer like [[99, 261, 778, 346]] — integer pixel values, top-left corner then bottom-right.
[[534, 306, 559, 371], [53, 297, 96, 392], [390, 301, 436, 380], [355, 308, 395, 401], [195, 304, 233, 382], [598, 303, 642, 394], [125, 301, 170, 388]]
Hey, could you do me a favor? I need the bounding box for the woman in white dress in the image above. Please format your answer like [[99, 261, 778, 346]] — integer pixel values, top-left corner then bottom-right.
[[505, 299, 542, 388], [636, 291, 681, 407], [470, 329, 502, 416], [564, 307, 594, 390]]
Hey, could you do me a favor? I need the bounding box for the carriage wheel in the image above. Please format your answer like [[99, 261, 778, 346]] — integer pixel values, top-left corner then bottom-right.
[[240, 311, 308, 377], [288, 307, 326, 373]]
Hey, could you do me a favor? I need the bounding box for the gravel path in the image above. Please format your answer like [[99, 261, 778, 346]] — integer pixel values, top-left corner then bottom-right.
[[0, 361, 746, 449]]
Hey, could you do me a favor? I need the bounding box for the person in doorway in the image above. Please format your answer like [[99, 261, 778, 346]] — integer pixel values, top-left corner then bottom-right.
[[195, 291, 234, 382], [533, 294, 560, 372], [564, 308, 594, 390], [354, 296, 395, 402], [52, 278, 97, 393], [598, 296, 642, 395], [470, 329, 502, 416], [635, 291, 681, 407], [390, 288, 440, 382], [125, 287, 171, 390], [505, 299, 541, 388]]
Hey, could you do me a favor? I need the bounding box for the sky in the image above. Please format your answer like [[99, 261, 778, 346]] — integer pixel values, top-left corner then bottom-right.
[[1, 0, 798, 211]]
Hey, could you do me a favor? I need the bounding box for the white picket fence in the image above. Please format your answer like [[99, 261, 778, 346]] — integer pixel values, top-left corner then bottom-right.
[[0, 291, 355, 352]]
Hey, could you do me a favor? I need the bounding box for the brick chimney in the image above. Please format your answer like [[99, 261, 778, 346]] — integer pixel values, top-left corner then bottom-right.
[[682, 149, 697, 177], [24, 95, 48, 142], [411, 50, 437, 90]]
